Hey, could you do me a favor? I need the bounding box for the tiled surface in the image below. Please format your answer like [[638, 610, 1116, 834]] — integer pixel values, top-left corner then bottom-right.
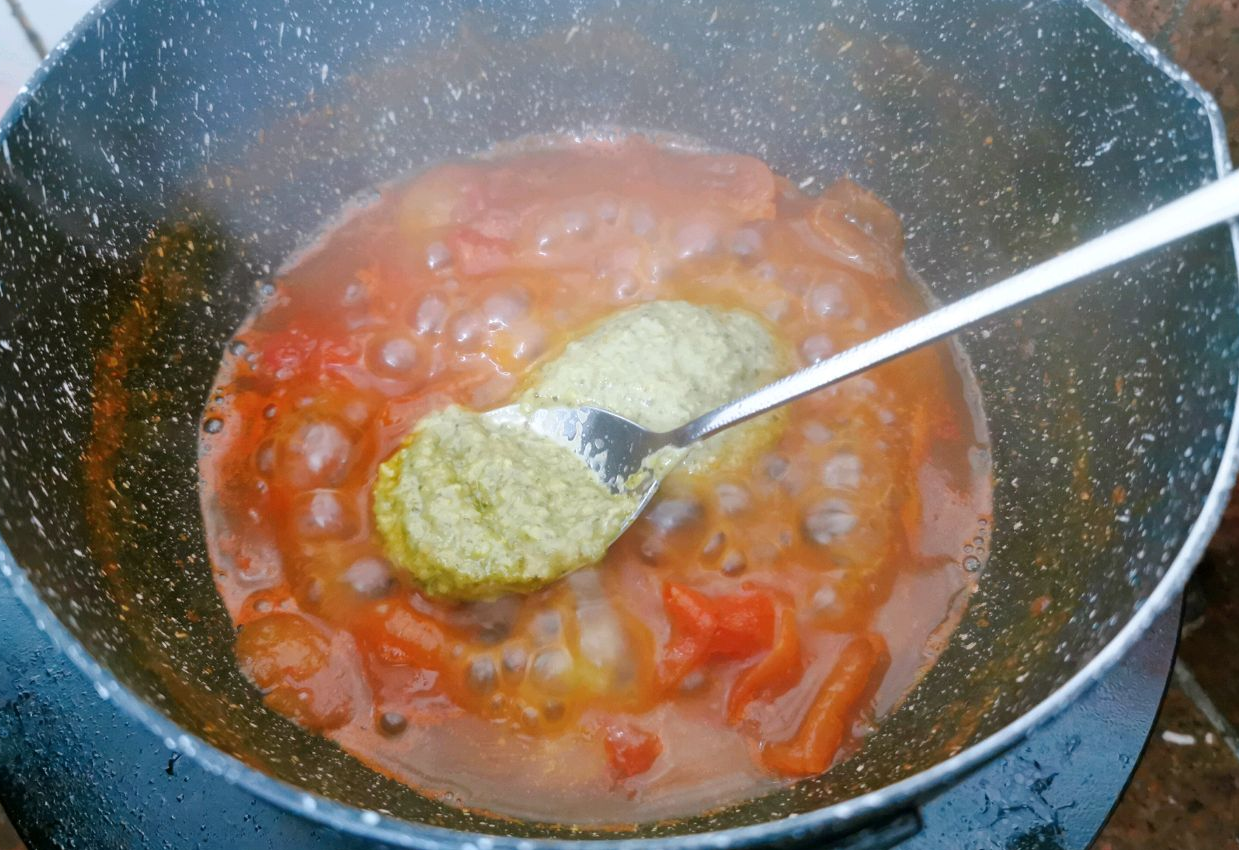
[[1170, 0, 1239, 153], [1109, 0, 1239, 152], [1097, 536, 1239, 848], [1, 1, 1237, 849], [1178, 509, 1239, 731], [0, 810, 18, 850], [1095, 683, 1239, 850]]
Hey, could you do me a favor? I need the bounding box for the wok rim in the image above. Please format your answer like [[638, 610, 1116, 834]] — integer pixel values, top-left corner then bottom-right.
[[1, 0, 1237, 846]]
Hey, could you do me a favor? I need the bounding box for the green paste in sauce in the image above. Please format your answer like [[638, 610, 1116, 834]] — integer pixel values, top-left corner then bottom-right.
[[374, 300, 786, 599]]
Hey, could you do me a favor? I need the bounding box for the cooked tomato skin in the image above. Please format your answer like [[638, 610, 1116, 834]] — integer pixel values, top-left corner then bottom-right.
[[602, 721, 664, 781], [234, 613, 356, 730], [760, 634, 889, 777], [727, 607, 802, 723]]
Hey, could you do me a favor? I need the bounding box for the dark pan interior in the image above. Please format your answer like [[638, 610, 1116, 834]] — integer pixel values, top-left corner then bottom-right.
[[0, 0, 1236, 839]]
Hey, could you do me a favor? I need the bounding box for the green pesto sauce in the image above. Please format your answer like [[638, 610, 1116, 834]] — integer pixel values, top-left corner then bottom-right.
[[374, 301, 786, 599], [373, 405, 640, 600], [524, 300, 787, 474]]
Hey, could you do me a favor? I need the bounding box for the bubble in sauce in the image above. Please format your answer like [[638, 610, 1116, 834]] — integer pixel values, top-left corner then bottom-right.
[[627, 204, 656, 236], [811, 585, 837, 613], [701, 531, 726, 558], [467, 655, 499, 694], [531, 648, 573, 694], [803, 422, 833, 443], [501, 646, 528, 679], [532, 610, 562, 641], [501, 321, 548, 362], [803, 499, 858, 545], [521, 705, 541, 729], [963, 556, 982, 572], [762, 454, 790, 482], [646, 498, 703, 533], [412, 294, 449, 335], [294, 490, 358, 540], [800, 333, 835, 363], [822, 453, 862, 490], [673, 219, 722, 260], [730, 227, 763, 261], [536, 209, 593, 253], [342, 280, 367, 308], [715, 483, 751, 515], [203, 417, 224, 434], [254, 440, 276, 475], [754, 261, 780, 284], [595, 196, 620, 225], [426, 241, 453, 271], [341, 556, 395, 598], [279, 418, 355, 487], [610, 273, 641, 302], [482, 290, 529, 329], [365, 332, 420, 379], [721, 550, 747, 576], [680, 670, 707, 693], [448, 309, 488, 351], [807, 282, 851, 319]]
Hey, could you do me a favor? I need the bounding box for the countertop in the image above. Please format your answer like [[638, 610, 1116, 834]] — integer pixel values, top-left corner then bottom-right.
[[1, 1, 1237, 848], [1093, 5, 1239, 847]]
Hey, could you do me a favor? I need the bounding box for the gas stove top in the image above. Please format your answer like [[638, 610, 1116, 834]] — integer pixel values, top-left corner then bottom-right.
[[0, 581, 1178, 850]]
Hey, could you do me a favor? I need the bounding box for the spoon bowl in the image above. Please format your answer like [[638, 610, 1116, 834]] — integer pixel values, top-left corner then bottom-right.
[[483, 403, 670, 537], [483, 403, 666, 484]]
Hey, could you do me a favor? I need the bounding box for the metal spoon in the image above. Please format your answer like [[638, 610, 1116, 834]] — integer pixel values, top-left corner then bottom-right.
[[486, 168, 1239, 530]]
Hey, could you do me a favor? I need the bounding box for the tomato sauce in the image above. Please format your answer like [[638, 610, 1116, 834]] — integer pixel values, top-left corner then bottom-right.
[[198, 134, 992, 824]]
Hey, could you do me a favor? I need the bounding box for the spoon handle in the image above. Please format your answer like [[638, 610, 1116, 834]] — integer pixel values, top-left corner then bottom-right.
[[669, 168, 1239, 447]]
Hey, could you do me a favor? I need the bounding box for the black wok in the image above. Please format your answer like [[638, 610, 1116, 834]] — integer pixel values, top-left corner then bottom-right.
[[0, 0, 1236, 846]]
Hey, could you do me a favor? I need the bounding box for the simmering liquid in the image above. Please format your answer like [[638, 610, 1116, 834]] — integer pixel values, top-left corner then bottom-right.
[[198, 134, 992, 824]]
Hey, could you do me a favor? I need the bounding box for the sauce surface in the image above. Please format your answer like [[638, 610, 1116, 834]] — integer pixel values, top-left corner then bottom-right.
[[199, 134, 992, 825]]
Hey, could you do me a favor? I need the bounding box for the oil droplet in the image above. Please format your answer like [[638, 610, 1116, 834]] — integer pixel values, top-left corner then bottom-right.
[[263, 404, 278, 419], [963, 555, 982, 572], [203, 417, 224, 434]]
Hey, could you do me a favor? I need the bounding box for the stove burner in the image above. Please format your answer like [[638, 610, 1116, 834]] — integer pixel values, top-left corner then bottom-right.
[[0, 581, 1178, 850]]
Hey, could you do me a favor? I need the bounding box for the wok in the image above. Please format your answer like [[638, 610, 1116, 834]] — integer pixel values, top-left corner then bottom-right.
[[1, 0, 1237, 846]]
